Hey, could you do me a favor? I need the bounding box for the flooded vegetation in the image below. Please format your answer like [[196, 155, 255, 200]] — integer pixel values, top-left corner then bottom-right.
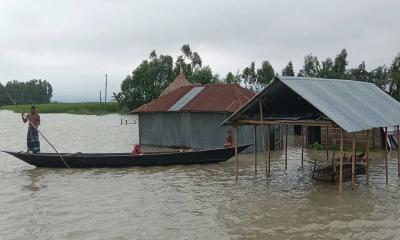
[[1, 110, 400, 239]]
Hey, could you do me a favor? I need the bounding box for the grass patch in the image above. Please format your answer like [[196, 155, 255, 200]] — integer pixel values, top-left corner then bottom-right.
[[0, 102, 123, 115]]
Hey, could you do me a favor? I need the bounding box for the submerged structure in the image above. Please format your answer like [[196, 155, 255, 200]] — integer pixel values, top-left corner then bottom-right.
[[223, 76, 400, 192], [132, 73, 275, 151]]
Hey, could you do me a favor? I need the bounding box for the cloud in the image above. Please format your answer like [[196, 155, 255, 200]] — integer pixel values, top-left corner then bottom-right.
[[1, 0, 399, 101]]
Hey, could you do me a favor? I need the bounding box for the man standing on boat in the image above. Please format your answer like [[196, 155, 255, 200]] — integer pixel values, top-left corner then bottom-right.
[[21, 106, 41, 153]]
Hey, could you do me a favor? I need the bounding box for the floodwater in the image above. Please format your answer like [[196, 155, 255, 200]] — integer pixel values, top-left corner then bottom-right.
[[1, 110, 400, 240]]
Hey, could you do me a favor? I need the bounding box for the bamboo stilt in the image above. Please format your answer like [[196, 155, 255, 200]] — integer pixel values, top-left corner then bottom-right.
[[326, 126, 329, 162], [397, 126, 400, 177], [254, 125, 257, 175], [267, 124, 271, 176], [339, 129, 344, 193], [366, 129, 370, 184], [235, 126, 239, 180], [285, 125, 288, 170], [372, 128, 376, 149], [352, 133, 356, 190], [301, 125, 304, 167], [385, 127, 388, 183], [259, 101, 267, 176]]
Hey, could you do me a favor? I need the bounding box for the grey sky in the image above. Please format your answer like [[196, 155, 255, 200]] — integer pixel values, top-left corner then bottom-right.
[[1, 0, 399, 102]]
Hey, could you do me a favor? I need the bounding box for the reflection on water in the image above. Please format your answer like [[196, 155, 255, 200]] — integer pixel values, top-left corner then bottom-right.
[[1, 110, 400, 239]]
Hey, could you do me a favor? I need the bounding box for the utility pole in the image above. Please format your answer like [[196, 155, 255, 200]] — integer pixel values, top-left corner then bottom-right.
[[105, 73, 108, 104], [99, 91, 102, 103]]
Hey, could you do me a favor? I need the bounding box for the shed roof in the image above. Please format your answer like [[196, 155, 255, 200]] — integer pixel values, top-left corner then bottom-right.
[[132, 84, 255, 113], [223, 76, 400, 133], [159, 71, 190, 97]]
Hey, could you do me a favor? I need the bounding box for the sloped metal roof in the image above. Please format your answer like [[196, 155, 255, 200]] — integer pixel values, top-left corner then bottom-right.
[[223, 76, 400, 133], [132, 84, 255, 113], [168, 87, 205, 111]]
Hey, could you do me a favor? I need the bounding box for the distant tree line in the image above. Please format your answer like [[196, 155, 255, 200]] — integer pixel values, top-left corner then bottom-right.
[[0, 79, 53, 106], [114, 44, 400, 110]]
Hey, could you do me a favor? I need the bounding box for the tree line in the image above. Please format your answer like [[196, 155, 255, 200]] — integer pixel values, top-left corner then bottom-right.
[[114, 44, 400, 110], [0, 79, 53, 106]]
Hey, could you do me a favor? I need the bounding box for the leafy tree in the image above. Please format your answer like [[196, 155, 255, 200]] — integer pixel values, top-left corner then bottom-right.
[[371, 65, 389, 90], [319, 58, 334, 78], [333, 49, 348, 78], [0, 79, 53, 105], [282, 61, 295, 76], [346, 61, 372, 82], [256, 61, 275, 85], [225, 71, 240, 84], [388, 53, 400, 98], [242, 62, 257, 86], [303, 54, 320, 77], [191, 66, 214, 84]]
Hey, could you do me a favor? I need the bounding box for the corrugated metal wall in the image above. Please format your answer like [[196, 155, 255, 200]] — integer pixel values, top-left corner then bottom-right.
[[138, 112, 275, 152]]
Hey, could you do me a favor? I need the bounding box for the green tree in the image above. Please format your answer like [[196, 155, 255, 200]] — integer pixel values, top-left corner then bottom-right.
[[225, 71, 240, 84], [191, 66, 214, 84], [282, 61, 295, 76], [256, 61, 275, 85], [333, 49, 348, 78], [388, 53, 400, 99]]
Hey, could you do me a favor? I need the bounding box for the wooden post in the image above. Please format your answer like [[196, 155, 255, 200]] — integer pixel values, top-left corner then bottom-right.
[[339, 129, 344, 193], [267, 124, 271, 176], [385, 127, 388, 183], [372, 128, 376, 149], [285, 125, 288, 170], [253, 125, 257, 175], [259, 101, 267, 176], [326, 126, 329, 162], [235, 126, 239, 180], [352, 133, 356, 190], [366, 129, 370, 184], [397, 126, 400, 177], [301, 125, 304, 167]]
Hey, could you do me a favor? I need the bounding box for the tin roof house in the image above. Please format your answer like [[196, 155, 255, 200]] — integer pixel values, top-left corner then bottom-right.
[[132, 73, 274, 151]]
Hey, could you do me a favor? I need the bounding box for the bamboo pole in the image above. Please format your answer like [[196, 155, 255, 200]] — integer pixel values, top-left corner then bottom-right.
[[352, 133, 356, 190], [301, 125, 304, 167], [259, 101, 267, 176], [235, 126, 239, 180], [372, 128, 376, 149], [254, 125, 257, 175], [285, 125, 288, 171], [326, 126, 329, 162], [339, 129, 344, 193], [385, 127, 388, 183], [366, 129, 370, 184], [267, 124, 271, 176], [397, 126, 400, 177]]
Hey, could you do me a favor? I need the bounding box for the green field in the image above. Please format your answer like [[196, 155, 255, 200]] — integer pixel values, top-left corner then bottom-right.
[[0, 102, 123, 115]]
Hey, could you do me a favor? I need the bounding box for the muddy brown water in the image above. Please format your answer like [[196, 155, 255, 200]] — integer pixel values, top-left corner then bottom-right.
[[1, 110, 400, 240]]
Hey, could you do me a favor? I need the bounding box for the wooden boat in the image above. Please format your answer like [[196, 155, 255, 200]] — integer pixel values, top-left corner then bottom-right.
[[2, 144, 251, 168]]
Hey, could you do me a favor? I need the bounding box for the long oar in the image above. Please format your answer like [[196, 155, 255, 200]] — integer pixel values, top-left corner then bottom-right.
[[6, 92, 71, 168]]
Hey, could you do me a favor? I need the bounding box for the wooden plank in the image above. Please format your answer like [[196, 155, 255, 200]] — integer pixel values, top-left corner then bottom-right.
[[237, 119, 335, 127]]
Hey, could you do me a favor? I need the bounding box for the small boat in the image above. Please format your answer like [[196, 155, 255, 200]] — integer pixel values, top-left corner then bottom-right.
[[2, 144, 251, 168]]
